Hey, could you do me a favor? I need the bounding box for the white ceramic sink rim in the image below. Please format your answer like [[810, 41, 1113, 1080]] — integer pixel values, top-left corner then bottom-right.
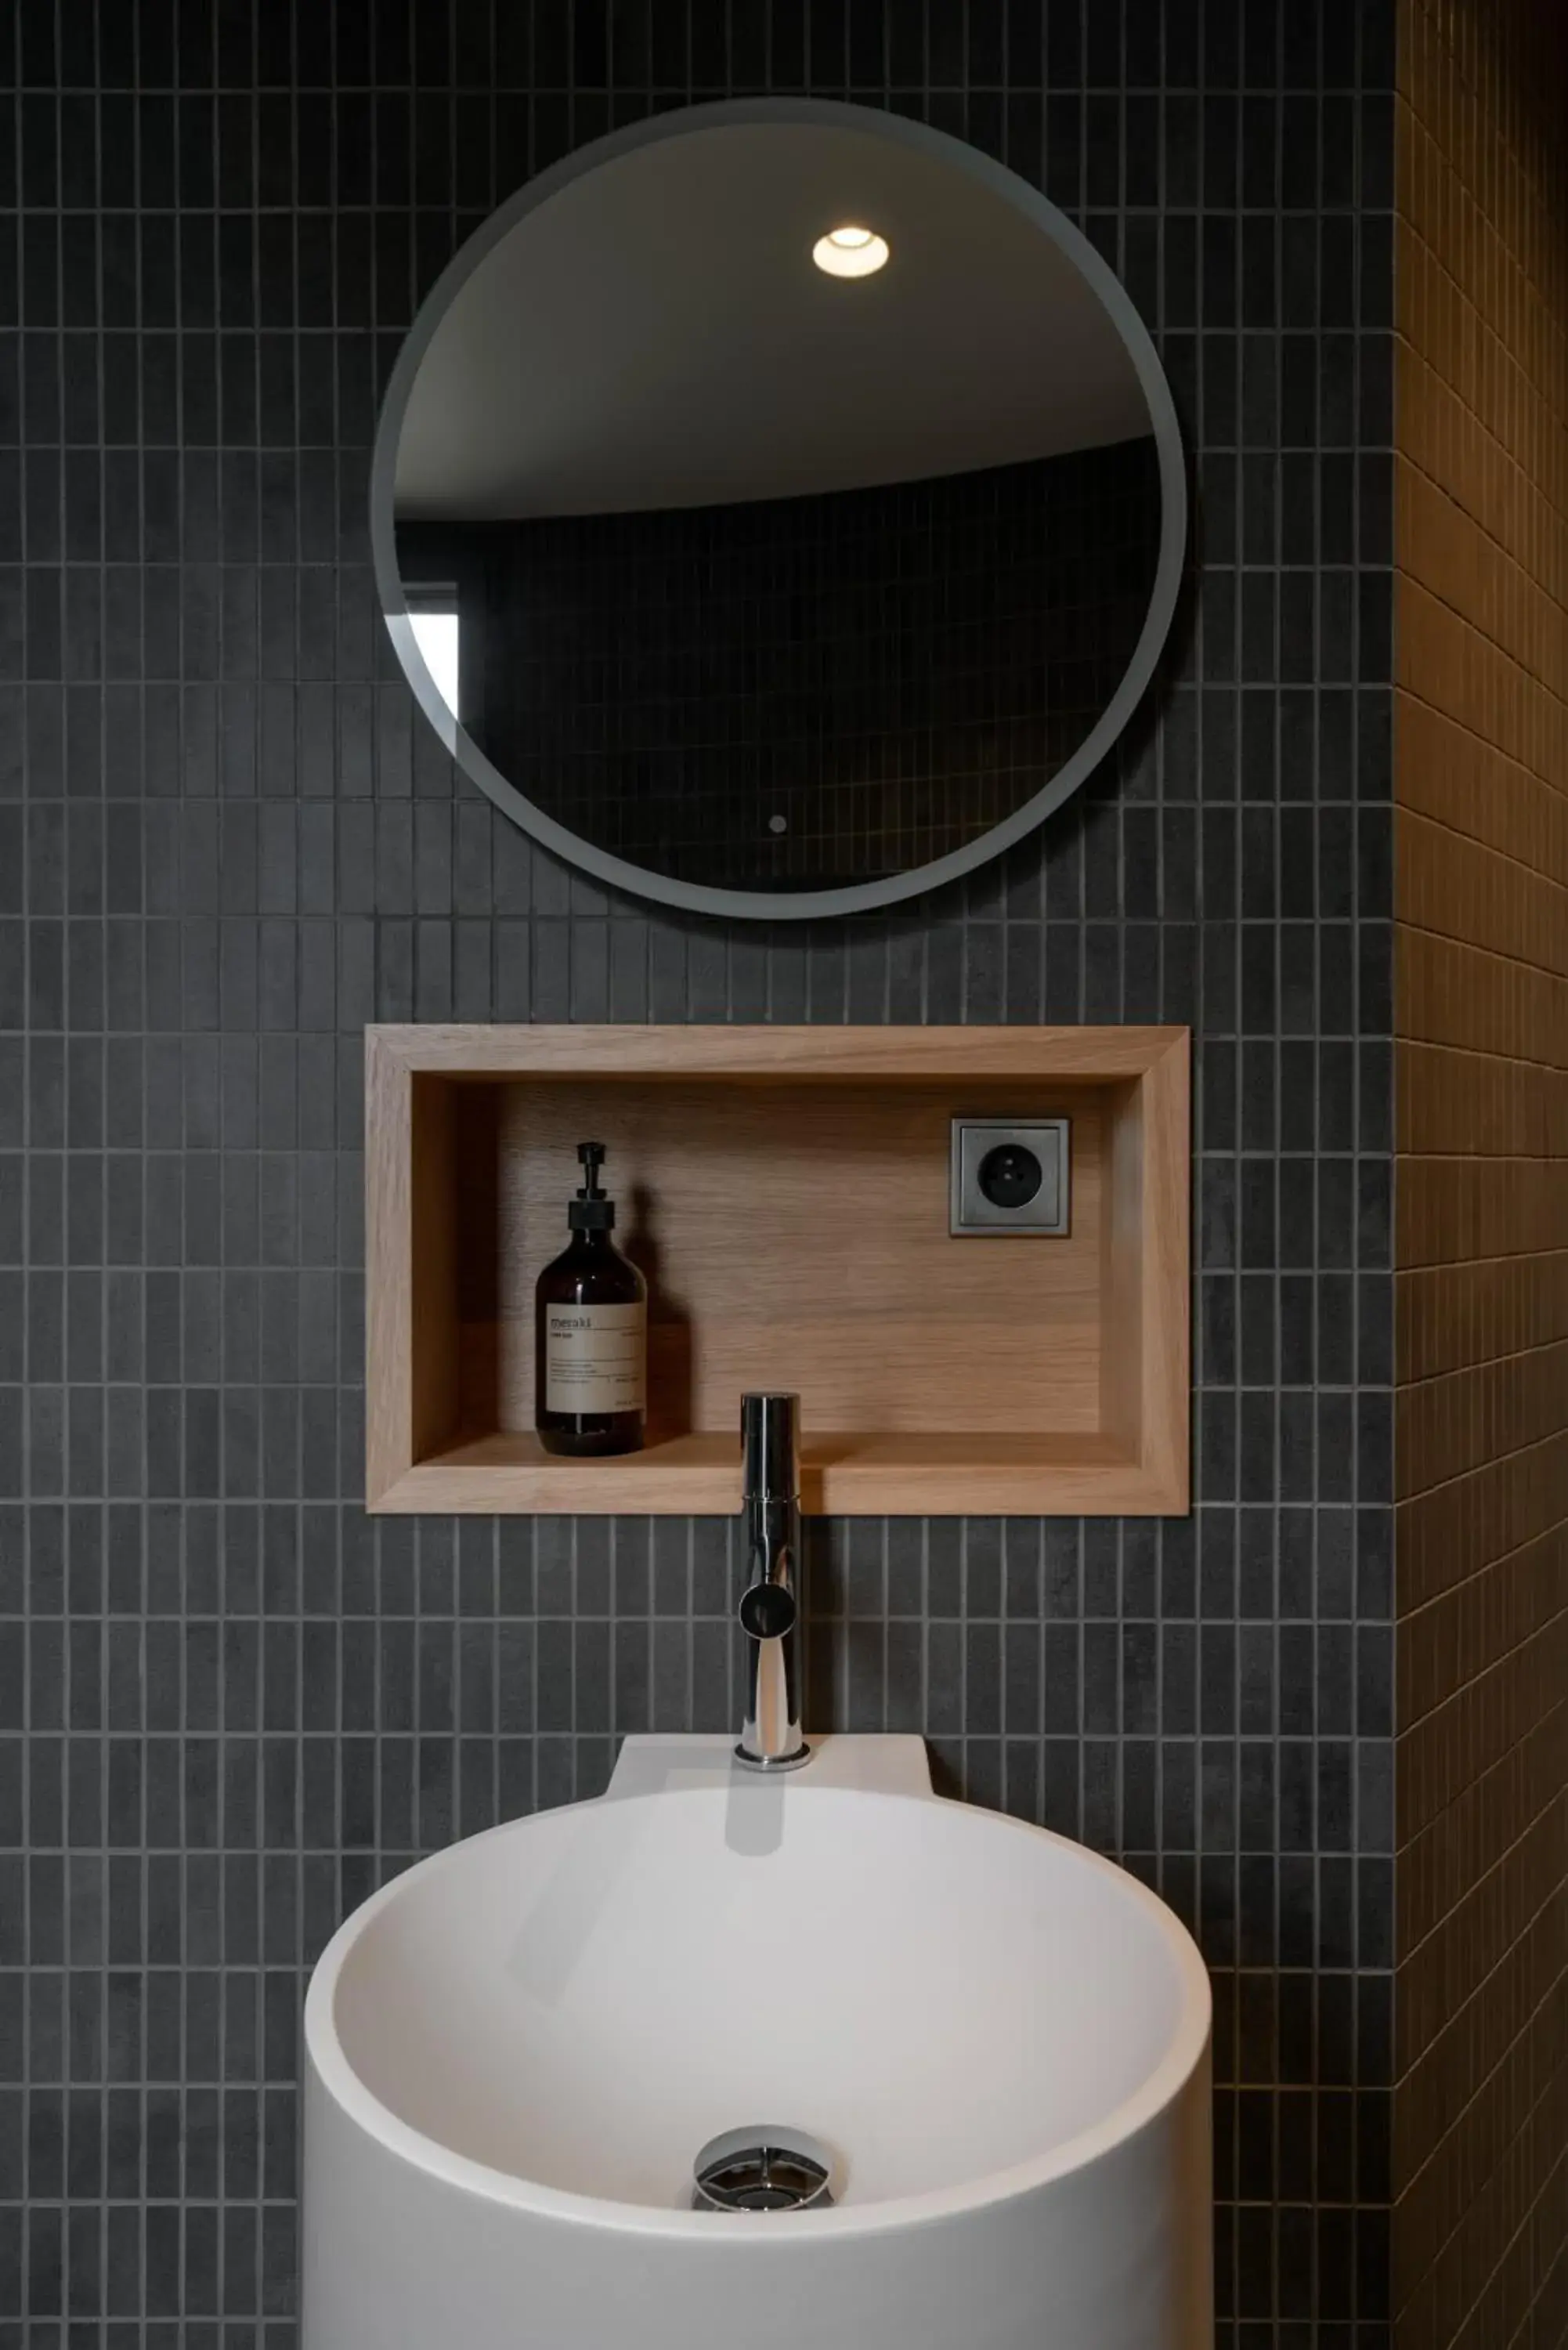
[[306, 1744, 1211, 2243]]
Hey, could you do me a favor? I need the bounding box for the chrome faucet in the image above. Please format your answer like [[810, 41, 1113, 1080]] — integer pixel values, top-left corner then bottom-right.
[[735, 1393, 809, 1770]]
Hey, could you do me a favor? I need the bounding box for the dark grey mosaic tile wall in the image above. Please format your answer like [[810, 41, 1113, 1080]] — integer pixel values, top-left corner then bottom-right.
[[0, 3, 1396, 2344]]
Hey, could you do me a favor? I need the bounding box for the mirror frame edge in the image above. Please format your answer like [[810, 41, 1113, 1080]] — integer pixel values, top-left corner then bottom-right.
[[369, 96, 1190, 924]]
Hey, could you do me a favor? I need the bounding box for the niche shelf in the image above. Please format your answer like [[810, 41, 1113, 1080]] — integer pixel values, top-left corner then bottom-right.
[[365, 1025, 1189, 1517]]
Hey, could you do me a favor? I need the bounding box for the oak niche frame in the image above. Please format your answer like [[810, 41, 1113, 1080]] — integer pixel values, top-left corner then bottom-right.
[[366, 1024, 1190, 1517]]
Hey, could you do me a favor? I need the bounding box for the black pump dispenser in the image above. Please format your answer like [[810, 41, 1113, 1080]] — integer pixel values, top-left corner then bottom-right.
[[569, 1141, 615, 1231], [535, 1141, 647, 1457]]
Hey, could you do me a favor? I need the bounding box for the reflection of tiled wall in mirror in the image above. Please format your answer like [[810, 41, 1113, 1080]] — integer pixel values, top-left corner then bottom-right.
[[396, 438, 1162, 890]]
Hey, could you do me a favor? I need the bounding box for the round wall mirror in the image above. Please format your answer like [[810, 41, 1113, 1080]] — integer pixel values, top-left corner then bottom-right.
[[371, 99, 1187, 920]]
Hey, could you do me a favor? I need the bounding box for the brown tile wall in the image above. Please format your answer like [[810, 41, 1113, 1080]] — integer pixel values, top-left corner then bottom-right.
[[1394, 2, 1568, 2345]]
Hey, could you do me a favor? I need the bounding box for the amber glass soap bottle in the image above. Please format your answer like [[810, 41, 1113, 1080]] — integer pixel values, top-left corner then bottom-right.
[[534, 1142, 648, 1457]]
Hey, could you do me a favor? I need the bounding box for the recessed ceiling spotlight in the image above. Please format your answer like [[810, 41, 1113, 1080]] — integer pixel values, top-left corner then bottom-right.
[[811, 224, 890, 278]]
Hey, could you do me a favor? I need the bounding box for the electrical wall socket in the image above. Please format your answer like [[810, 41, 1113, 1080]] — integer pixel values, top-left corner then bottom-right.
[[949, 1118, 1071, 1235]]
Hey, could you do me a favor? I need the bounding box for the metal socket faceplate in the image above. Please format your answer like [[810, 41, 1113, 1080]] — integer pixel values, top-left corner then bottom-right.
[[949, 1117, 1071, 1235]]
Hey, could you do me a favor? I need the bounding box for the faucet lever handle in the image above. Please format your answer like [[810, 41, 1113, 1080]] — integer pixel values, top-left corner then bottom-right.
[[739, 1578, 797, 1642]]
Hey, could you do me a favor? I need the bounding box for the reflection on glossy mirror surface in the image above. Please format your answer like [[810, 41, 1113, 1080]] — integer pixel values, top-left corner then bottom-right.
[[407, 609, 460, 720], [811, 222, 891, 277], [374, 103, 1185, 916]]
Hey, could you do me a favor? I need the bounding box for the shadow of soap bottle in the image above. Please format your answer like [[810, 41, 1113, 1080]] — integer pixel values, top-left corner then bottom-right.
[[535, 1142, 648, 1458]]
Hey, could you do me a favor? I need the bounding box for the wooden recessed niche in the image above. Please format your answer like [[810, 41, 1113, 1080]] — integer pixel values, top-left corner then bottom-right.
[[366, 1025, 1189, 1517]]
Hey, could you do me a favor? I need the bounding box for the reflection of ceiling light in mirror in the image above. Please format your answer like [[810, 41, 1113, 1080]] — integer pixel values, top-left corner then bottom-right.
[[811, 225, 890, 278], [410, 610, 460, 718]]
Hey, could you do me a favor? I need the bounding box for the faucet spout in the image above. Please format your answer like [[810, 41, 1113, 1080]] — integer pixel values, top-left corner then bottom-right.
[[735, 1393, 810, 1770]]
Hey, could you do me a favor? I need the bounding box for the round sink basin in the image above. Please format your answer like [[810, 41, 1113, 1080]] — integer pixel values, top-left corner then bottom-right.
[[303, 1737, 1211, 2350]]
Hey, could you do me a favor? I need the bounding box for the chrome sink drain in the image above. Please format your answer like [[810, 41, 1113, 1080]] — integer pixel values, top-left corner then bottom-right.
[[692, 2126, 833, 2213]]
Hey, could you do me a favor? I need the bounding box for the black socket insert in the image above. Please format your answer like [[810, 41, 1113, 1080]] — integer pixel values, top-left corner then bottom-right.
[[976, 1142, 1044, 1210]]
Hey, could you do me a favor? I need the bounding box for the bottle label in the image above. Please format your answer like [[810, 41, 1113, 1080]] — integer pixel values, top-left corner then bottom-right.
[[544, 1302, 646, 1414]]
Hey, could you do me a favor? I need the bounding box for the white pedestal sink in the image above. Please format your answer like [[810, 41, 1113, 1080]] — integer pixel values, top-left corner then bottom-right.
[[302, 1736, 1212, 2349]]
